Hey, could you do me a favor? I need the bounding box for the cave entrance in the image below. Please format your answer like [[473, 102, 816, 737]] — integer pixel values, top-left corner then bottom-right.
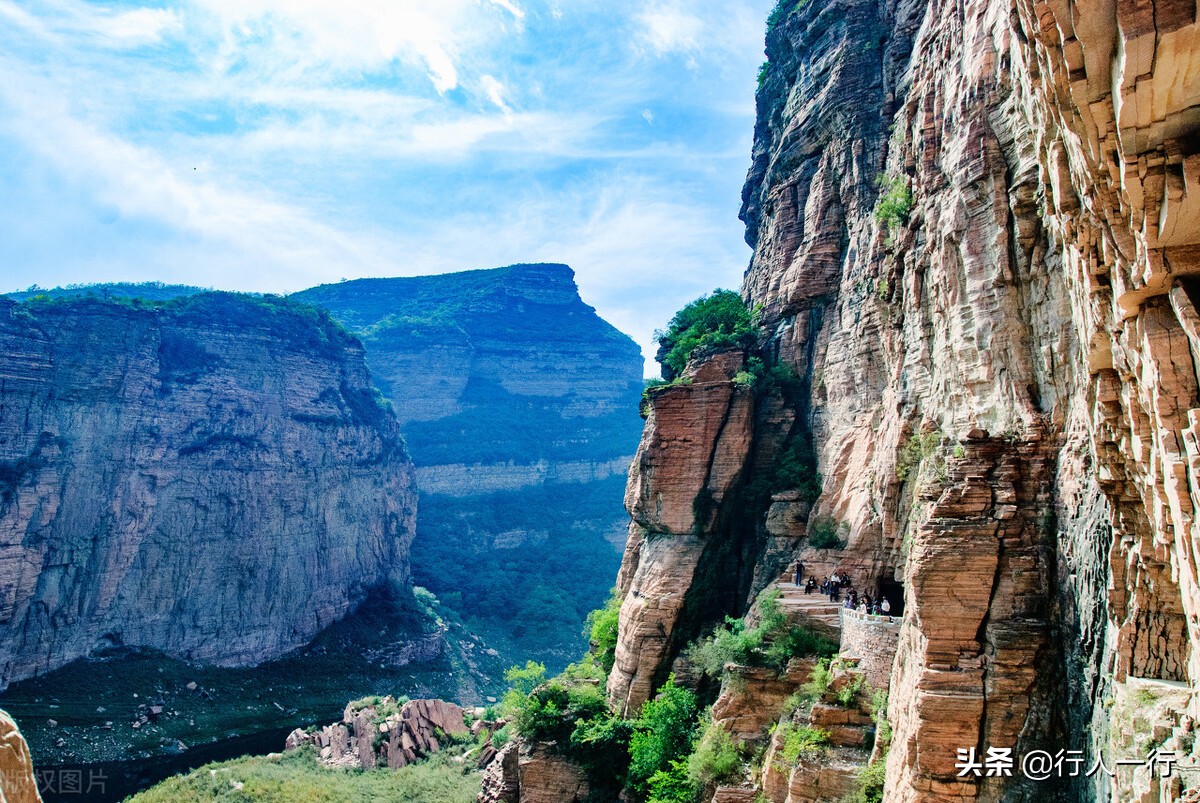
[[876, 579, 905, 617]]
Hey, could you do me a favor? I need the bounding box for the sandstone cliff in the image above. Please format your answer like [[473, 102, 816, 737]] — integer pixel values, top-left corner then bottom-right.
[[600, 0, 1200, 799], [0, 293, 416, 689], [295, 265, 645, 665], [0, 709, 40, 803]]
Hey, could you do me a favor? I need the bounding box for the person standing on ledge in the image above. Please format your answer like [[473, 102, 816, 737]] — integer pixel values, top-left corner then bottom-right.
[[794, 561, 805, 586]]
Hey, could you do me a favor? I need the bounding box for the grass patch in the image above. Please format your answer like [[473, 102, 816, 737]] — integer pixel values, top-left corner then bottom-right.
[[776, 723, 829, 766], [127, 746, 480, 803]]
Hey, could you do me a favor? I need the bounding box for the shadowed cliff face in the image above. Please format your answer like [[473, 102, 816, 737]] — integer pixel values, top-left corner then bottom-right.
[[0, 294, 416, 690], [603, 0, 1200, 799]]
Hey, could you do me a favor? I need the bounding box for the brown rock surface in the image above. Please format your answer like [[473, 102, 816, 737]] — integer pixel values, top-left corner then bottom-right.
[[515, 744, 589, 803], [0, 710, 40, 803], [607, 350, 757, 715], [285, 697, 469, 771]]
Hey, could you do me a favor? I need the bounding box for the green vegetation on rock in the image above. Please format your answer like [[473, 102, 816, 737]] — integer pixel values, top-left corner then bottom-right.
[[874, 175, 913, 235], [686, 589, 838, 678], [654, 290, 756, 380]]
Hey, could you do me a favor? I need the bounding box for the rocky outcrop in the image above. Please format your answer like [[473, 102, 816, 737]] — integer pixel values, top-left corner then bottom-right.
[[603, 0, 1200, 797], [295, 265, 644, 663], [607, 350, 757, 716], [476, 742, 590, 803], [0, 710, 40, 803], [0, 294, 416, 689], [285, 697, 469, 770]]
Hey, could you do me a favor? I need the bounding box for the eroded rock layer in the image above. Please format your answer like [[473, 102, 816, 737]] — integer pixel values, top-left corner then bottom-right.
[[0, 294, 416, 689], [606, 0, 1200, 798]]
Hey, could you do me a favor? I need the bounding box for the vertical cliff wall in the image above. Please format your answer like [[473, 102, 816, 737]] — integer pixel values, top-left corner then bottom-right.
[[295, 265, 645, 665], [604, 0, 1200, 799], [0, 293, 416, 689]]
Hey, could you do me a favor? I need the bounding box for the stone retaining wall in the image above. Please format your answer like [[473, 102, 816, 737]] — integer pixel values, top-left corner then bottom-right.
[[839, 610, 899, 690]]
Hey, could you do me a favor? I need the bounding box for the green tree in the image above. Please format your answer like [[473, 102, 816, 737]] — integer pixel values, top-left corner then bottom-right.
[[628, 676, 701, 794], [654, 290, 756, 380], [586, 588, 623, 674]]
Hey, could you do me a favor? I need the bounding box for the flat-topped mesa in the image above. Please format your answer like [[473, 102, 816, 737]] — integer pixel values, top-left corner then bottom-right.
[[295, 264, 644, 664], [0, 293, 416, 689]]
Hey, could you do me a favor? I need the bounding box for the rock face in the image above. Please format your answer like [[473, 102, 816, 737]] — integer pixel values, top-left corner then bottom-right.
[[603, 0, 1200, 798], [285, 697, 469, 770], [295, 265, 645, 663], [607, 350, 757, 716], [476, 742, 590, 803], [0, 294, 416, 689], [0, 709, 41, 803]]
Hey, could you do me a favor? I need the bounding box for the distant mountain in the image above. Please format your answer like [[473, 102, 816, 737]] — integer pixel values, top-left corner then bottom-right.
[[4, 281, 207, 303], [294, 264, 645, 667]]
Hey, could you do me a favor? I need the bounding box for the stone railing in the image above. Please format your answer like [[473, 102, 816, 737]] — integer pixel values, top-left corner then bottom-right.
[[839, 608, 900, 689], [840, 608, 899, 625]]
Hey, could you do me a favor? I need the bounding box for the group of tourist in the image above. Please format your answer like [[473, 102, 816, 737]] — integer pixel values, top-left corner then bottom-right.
[[843, 589, 890, 616], [794, 563, 892, 616]]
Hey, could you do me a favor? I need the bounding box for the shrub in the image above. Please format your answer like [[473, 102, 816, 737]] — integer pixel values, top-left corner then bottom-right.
[[836, 675, 865, 708], [687, 719, 742, 786], [772, 433, 822, 503], [647, 759, 699, 803], [848, 757, 888, 803], [585, 589, 623, 675], [570, 712, 633, 772], [756, 61, 770, 90], [628, 676, 700, 794], [654, 290, 756, 380], [686, 590, 836, 678], [777, 723, 829, 764], [871, 690, 892, 751], [767, 0, 806, 30], [803, 659, 834, 699], [874, 175, 913, 234], [807, 516, 847, 549]]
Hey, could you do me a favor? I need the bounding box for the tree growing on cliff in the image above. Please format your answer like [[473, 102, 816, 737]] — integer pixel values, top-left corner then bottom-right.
[[654, 290, 757, 380], [627, 676, 700, 795]]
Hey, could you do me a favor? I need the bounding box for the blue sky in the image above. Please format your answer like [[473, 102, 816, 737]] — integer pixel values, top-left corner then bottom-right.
[[0, 0, 775, 372]]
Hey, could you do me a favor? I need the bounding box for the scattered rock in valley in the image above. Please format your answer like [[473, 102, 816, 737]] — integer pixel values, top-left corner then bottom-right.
[[285, 697, 471, 770]]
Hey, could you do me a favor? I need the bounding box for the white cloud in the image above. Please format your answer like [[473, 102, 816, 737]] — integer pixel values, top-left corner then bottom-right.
[[635, 5, 704, 55], [488, 0, 526, 20], [186, 0, 523, 93], [480, 75, 512, 115]]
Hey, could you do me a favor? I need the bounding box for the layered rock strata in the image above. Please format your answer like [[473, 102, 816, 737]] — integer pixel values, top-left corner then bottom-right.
[[602, 0, 1200, 797], [0, 294, 416, 689]]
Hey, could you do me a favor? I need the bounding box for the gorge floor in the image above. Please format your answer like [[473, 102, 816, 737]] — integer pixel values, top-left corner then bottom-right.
[[0, 591, 505, 801]]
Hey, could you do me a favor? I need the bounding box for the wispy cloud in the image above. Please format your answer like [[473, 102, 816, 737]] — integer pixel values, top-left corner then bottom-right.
[[0, 0, 776, 372]]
